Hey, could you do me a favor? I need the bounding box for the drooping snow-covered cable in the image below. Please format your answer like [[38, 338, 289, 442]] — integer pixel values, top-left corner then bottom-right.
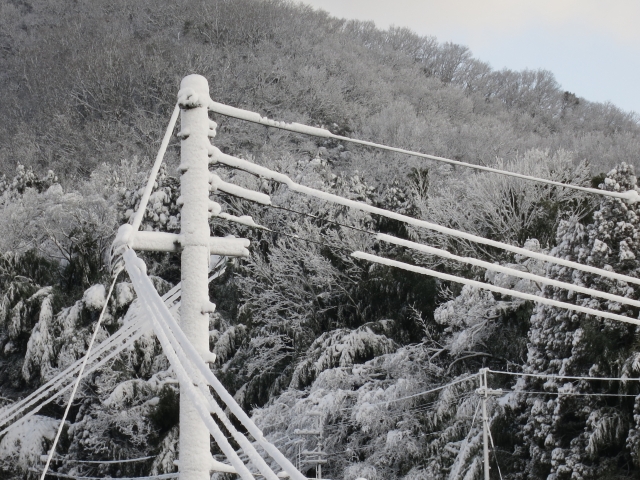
[[127, 257, 276, 480], [207, 100, 640, 203], [40, 271, 122, 480], [487, 369, 640, 382], [125, 255, 256, 480], [29, 470, 178, 480], [123, 249, 306, 480], [210, 150, 640, 287], [0, 327, 147, 438], [63, 455, 156, 464], [143, 283, 280, 480], [352, 251, 640, 325], [146, 290, 306, 480], [131, 104, 180, 232], [514, 390, 637, 398], [0, 321, 141, 428], [378, 233, 640, 309]]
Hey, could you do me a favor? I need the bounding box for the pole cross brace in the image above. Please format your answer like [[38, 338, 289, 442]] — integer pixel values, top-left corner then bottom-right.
[[114, 224, 250, 257]]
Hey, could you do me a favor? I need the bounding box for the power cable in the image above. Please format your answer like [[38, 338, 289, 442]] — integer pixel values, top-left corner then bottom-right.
[[352, 251, 640, 325], [206, 100, 639, 203], [488, 369, 640, 383], [209, 150, 640, 287], [130, 105, 180, 232]]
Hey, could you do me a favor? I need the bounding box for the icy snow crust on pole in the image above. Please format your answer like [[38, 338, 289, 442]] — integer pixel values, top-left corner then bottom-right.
[[352, 251, 640, 326], [123, 249, 307, 480], [209, 148, 640, 287], [125, 253, 257, 480], [378, 233, 640, 309], [178, 74, 215, 480], [206, 101, 640, 203]]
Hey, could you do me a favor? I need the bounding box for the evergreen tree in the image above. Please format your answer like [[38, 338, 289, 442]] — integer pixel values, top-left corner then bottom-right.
[[518, 163, 640, 479]]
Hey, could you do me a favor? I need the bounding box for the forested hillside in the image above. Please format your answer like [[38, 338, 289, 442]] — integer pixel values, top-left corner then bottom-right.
[[1, 0, 640, 479]]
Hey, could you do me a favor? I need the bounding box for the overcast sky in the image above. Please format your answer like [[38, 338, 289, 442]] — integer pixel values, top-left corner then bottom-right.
[[298, 0, 640, 115]]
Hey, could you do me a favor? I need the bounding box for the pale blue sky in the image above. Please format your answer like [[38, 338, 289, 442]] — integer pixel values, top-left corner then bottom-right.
[[299, 0, 640, 115]]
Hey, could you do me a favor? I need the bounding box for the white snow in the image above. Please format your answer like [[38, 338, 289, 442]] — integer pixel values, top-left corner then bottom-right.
[[82, 284, 106, 311], [217, 213, 266, 229], [209, 173, 271, 205], [0, 415, 58, 470]]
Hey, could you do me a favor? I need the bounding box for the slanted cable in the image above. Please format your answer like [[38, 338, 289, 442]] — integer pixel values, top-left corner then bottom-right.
[[0, 326, 147, 438], [123, 249, 307, 480], [351, 251, 640, 325], [206, 99, 640, 203], [130, 105, 180, 232], [0, 321, 141, 429], [487, 369, 640, 382], [124, 253, 256, 480], [209, 150, 640, 287], [378, 233, 640, 309]]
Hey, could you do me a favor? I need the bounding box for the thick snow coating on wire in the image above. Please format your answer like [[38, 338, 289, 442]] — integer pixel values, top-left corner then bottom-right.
[[209, 149, 640, 287], [377, 233, 640, 309], [123, 249, 307, 480], [351, 251, 640, 326], [206, 100, 640, 203]]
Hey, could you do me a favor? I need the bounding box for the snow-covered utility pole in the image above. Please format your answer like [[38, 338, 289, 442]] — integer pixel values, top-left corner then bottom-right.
[[295, 411, 327, 479], [476, 368, 502, 480], [176, 74, 220, 480], [112, 74, 250, 479]]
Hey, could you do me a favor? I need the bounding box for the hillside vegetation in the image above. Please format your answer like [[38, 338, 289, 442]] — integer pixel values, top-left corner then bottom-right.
[[1, 1, 640, 479]]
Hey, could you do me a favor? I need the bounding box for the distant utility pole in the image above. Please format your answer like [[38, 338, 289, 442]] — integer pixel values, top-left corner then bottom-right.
[[476, 368, 502, 480], [295, 411, 327, 479]]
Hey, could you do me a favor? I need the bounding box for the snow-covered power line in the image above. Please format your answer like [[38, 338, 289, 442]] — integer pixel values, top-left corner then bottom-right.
[[125, 252, 263, 480], [351, 251, 640, 325], [510, 391, 637, 398], [487, 369, 640, 383], [0, 265, 199, 432], [124, 248, 307, 480], [209, 150, 640, 287], [0, 324, 147, 438], [0, 320, 141, 428], [378, 233, 640, 309], [366, 374, 478, 407], [206, 100, 640, 203], [41, 272, 125, 480], [48, 455, 156, 464], [29, 470, 178, 480]]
